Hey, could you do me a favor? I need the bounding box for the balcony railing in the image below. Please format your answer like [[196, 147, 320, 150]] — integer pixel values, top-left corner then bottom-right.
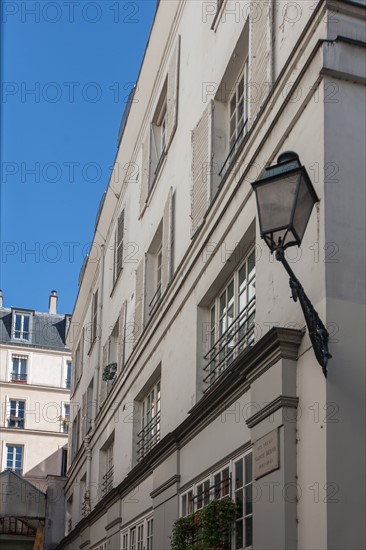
[[148, 284, 162, 317], [67, 518, 72, 534], [65, 378, 71, 389], [203, 296, 256, 389], [81, 492, 91, 517], [7, 416, 25, 429], [137, 411, 161, 462], [11, 372, 27, 383], [102, 465, 114, 496]]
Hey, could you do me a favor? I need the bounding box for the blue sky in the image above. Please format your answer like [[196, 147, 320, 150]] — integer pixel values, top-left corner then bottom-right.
[[0, 0, 157, 314]]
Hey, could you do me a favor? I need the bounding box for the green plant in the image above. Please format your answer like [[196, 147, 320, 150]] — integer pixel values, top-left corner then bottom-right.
[[102, 362, 117, 381], [171, 497, 236, 550]]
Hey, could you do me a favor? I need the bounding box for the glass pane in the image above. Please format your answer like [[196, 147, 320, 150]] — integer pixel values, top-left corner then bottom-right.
[[245, 484, 253, 515], [15, 315, 21, 331], [204, 480, 210, 506], [228, 281, 234, 304], [197, 484, 203, 509], [245, 454, 253, 482], [235, 489, 243, 519], [235, 459, 243, 489], [220, 291, 226, 317], [23, 316, 29, 332], [256, 173, 298, 236], [235, 520, 243, 549], [214, 473, 221, 499], [222, 467, 230, 495], [238, 77, 244, 99], [182, 494, 187, 516], [248, 251, 255, 276], [230, 95, 236, 116], [245, 516, 253, 547], [239, 263, 247, 292], [20, 359, 27, 375]]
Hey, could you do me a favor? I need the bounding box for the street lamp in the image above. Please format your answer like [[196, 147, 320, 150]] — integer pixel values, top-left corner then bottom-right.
[[252, 151, 331, 376]]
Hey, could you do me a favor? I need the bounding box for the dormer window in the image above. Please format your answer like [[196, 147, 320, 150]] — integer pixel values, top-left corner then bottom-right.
[[12, 312, 31, 341]]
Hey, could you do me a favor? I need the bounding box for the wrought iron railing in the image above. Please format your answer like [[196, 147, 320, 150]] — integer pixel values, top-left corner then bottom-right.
[[218, 118, 249, 177], [67, 518, 72, 534], [137, 411, 161, 461], [81, 492, 91, 517], [11, 372, 27, 382], [8, 416, 25, 429], [102, 465, 114, 496], [148, 284, 162, 317], [65, 378, 71, 389], [203, 297, 255, 388]]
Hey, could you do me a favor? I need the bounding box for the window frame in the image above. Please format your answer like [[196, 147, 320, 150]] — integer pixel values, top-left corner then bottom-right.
[[113, 209, 125, 285], [179, 450, 253, 549], [10, 355, 28, 383], [8, 399, 25, 429], [228, 60, 249, 161], [91, 290, 98, 345], [121, 514, 154, 550], [205, 248, 256, 386], [6, 444, 24, 475], [12, 311, 31, 341], [137, 379, 161, 462]]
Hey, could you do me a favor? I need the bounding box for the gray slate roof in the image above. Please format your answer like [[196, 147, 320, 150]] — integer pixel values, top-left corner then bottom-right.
[[0, 307, 70, 352]]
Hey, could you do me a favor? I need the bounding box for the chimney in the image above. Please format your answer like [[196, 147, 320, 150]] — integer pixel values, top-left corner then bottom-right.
[[0, 290, 3, 308], [49, 290, 58, 315]]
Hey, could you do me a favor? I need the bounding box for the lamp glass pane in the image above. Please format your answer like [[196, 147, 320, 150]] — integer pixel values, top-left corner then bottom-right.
[[292, 173, 316, 243], [256, 172, 299, 233]]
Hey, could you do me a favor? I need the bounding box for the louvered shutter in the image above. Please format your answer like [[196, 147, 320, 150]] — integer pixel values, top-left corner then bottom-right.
[[150, 123, 159, 180], [162, 187, 175, 291], [166, 35, 181, 148], [140, 134, 150, 215], [133, 257, 145, 345], [100, 341, 109, 404], [81, 392, 87, 440], [115, 210, 124, 279], [118, 301, 126, 371], [250, 4, 270, 122], [80, 327, 85, 382], [191, 101, 213, 237]]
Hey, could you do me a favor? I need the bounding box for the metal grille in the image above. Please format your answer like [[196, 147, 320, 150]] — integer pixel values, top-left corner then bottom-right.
[[137, 411, 161, 461], [203, 296, 255, 388], [102, 465, 114, 496]]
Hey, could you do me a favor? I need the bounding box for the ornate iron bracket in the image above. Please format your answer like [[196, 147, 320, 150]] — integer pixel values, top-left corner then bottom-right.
[[275, 247, 332, 377]]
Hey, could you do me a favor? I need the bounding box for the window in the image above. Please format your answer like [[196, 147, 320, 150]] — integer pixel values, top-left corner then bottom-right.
[[121, 515, 153, 550], [180, 451, 253, 550], [12, 312, 30, 340], [150, 80, 168, 189], [228, 62, 249, 158], [101, 441, 114, 496], [204, 249, 256, 387], [61, 403, 70, 433], [74, 330, 84, 388], [91, 290, 98, 344], [114, 210, 125, 284], [146, 518, 153, 550], [61, 448, 68, 476], [234, 454, 253, 549], [137, 380, 161, 461], [146, 223, 163, 319], [8, 400, 25, 429], [6, 445, 23, 475], [66, 361, 72, 389], [11, 355, 28, 383]]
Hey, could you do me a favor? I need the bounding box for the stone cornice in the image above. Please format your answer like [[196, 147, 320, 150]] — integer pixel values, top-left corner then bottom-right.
[[246, 395, 299, 428]]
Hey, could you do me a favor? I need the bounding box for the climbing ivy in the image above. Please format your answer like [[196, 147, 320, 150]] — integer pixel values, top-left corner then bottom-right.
[[171, 497, 237, 550]]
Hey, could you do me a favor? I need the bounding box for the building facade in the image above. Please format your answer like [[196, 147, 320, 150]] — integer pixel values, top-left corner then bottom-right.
[[60, 1, 365, 549], [0, 290, 71, 547]]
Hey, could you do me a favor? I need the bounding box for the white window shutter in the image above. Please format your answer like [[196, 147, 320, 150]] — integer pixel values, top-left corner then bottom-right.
[[133, 257, 145, 345], [191, 101, 213, 237], [100, 341, 109, 404], [140, 134, 150, 215], [161, 187, 175, 292], [115, 210, 124, 279], [81, 392, 87, 440], [166, 35, 181, 149], [250, 4, 270, 122], [118, 301, 126, 371], [150, 123, 159, 182]]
